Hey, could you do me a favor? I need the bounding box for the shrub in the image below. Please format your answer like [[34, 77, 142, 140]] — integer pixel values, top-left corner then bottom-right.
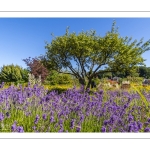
[[0, 64, 29, 83], [23, 57, 49, 83], [44, 84, 72, 94], [44, 70, 73, 85]]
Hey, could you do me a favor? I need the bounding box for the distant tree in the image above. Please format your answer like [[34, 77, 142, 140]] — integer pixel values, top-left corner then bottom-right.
[[147, 67, 150, 78], [23, 57, 49, 82], [139, 66, 150, 78], [98, 71, 112, 79], [138, 66, 147, 78], [0, 64, 29, 83], [43, 21, 150, 89]]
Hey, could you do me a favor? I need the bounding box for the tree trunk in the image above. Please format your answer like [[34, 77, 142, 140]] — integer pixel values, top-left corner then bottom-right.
[[79, 77, 96, 91], [79, 78, 86, 86], [86, 78, 92, 90]]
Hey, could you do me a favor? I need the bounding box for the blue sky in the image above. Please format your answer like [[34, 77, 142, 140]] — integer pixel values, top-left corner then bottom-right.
[[0, 18, 150, 69]]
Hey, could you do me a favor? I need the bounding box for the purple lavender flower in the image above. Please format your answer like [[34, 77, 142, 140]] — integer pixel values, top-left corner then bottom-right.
[[0, 113, 4, 121], [70, 119, 75, 129], [109, 115, 118, 125], [34, 115, 40, 124], [128, 114, 134, 122], [103, 120, 109, 126], [117, 118, 124, 126], [101, 126, 106, 132], [25, 112, 31, 117], [28, 82, 31, 87], [123, 104, 128, 109], [76, 126, 81, 132], [59, 119, 64, 124], [137, 121, 143, 130], [17, 126, 24, 133], [108, 126, 113, 132], [0, 82, 4, 88], [144, 122, 149, 126], [11, 121, 17, 132], [58, 127, 64, 132], [128, 122, 139, 132], [99, 90, 103, 95], [42, 114, 47, 120], [80, 114, 84, 122], [120, 128, 125, 132], [50, 116, 54, 123], [147, 118, 150, 123], [6, 112, 10, 118], [144, 127, 150, 132]]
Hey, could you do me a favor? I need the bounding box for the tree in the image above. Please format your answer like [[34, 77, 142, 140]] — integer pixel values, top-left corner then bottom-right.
[[147, 67, 150, 78], [0, 64, 29, 83], [23, 57, 49, 83], [43, 21, 150, 89], [138, 66, 150, 78]]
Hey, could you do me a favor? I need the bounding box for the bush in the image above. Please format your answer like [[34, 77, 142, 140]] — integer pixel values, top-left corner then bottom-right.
[[23, 57, 49, 83], [44, 71, 73, 85]]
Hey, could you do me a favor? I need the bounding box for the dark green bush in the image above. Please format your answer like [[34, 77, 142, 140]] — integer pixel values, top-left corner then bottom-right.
[[44, 70, 73, 85], [46, 85, 70, 94]]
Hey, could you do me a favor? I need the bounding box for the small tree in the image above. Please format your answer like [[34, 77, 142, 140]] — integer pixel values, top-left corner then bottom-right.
[[23, 57, 49, 83], [44, 21, 150, 89]]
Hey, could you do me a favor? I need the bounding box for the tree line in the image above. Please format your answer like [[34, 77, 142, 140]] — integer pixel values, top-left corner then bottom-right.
[[1, 64, 149, 85], [97, 66, 150, 79]]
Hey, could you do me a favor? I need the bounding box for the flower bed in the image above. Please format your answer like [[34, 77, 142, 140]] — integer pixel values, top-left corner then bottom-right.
[[0, 82, 150, 132]]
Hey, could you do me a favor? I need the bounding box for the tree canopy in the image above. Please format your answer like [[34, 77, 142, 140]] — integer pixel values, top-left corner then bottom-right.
[[43, 21, 150, 89]]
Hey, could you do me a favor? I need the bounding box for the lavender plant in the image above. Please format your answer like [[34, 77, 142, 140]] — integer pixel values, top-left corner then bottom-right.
[[0, 82, 150, 132]]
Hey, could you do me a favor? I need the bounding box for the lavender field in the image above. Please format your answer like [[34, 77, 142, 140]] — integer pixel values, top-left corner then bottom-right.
[[0, 81, 150, 133]]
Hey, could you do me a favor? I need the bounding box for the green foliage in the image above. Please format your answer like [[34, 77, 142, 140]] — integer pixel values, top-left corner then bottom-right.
[[92, 77, 100, 85], [0, 64, 29, 83], [20, 68, 29, 82], [98, 72, 112, 79], [138, 66, 150, 78], [44, 70, 73, 85]]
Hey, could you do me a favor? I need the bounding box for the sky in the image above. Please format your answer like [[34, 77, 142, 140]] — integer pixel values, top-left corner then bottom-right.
[[0, 18, 150, 69]]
